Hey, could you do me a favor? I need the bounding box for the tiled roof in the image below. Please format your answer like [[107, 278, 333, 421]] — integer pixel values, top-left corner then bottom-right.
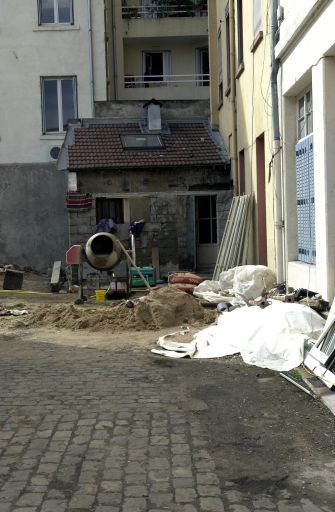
[[68, 122, 226, 170]]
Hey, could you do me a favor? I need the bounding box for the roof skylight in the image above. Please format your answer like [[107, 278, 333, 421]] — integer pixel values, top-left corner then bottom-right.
[[120, 134, 164, 150]]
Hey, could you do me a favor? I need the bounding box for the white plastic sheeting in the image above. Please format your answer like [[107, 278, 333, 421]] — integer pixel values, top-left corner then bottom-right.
[[194, 265, 277, 305], [151, 301, 325, 371]]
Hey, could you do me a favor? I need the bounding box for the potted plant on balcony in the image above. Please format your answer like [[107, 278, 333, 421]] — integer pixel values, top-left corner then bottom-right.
[[195, 0, 207, 16], [153, 0, 195, 18], [122, 0, 139, 19]]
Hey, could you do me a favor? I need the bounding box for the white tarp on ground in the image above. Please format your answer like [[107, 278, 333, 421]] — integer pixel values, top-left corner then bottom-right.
[[193, 265, 277, 304], [152, 301, 325, 371]]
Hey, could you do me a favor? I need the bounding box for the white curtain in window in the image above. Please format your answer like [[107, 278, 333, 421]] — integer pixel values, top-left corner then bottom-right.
[[253, 0, 262, 35], [163, 51, 172, 85], [218, 29, 222, 83]]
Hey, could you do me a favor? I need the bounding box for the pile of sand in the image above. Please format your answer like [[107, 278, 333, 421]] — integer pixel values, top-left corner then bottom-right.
[[12, 287, 216, 332], [134, 286, 214, 328]]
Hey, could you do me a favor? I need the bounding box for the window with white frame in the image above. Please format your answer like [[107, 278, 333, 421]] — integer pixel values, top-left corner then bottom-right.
[[38, 0, 73, 25], [297, 90, 313, 140], [41, 77, 77, 133]]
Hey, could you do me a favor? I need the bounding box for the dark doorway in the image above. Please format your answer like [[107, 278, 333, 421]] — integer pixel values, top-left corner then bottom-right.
[[144, 52, 163, 81]]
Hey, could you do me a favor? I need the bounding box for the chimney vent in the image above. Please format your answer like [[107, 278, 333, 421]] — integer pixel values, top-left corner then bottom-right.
[[143, 98, 163, 132]]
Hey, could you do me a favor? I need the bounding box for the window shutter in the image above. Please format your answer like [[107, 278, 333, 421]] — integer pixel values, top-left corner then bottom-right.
[[295, 134, 316, 264]]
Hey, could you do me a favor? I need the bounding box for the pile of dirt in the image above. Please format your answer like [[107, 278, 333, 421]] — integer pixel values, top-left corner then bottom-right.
[[20, 302, 136, 331], [134, 286, 215, 328], [9, 287, 216, 332]]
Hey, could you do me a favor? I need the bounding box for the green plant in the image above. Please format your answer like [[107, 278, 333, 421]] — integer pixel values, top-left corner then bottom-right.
[[289, 369, 303, 381]]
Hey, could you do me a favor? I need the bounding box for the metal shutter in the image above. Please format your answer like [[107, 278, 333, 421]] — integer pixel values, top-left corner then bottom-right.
[[295, 134, 316, 264]]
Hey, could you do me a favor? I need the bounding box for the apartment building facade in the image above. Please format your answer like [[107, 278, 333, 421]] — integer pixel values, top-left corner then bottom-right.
[[208, 0, 277, 273], [0, 0, 106, 270], [1, 0, 231, 275], [276, 0, 335, 301], [105, 0, 209, 101]]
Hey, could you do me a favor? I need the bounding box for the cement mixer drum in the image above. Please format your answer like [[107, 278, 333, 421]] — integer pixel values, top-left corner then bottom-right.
[[85, 232, 122, 270]]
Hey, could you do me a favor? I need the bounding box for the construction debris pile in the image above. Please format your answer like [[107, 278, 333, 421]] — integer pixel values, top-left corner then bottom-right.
[[193, 265, 277, 305], [152, 299, 325, 371], [0, 305, 28, 317], [193, 265, 329, 312], [152, 265, 328, 373]]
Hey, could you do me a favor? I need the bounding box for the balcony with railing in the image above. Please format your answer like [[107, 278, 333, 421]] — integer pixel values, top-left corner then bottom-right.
[[121, 72, 210, 100], [121, 1, 208, 39], [122, 2, 208, 19], [124, 73, 209, 87]]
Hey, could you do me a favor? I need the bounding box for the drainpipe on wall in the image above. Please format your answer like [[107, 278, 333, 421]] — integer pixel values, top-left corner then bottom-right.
[[87, 0, 95, 116], [271, 0, 284, 282], [111, 0, 118, 100], [229, 0, 238, 196]]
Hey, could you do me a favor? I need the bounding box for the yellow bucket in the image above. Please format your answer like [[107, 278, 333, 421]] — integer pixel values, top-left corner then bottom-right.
[[95, 289, 107, 301]]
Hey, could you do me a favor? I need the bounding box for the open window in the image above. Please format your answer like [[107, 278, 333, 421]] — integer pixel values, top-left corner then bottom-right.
[[196, 47, 209, 86], [96, 198, 124, 224], [142, 51, 171, 85]]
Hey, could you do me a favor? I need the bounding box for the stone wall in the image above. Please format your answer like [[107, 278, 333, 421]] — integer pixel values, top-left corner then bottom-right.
[[95, 100, 210, 121], [69, 166, 232, 277], [0, 164, 69, 272]]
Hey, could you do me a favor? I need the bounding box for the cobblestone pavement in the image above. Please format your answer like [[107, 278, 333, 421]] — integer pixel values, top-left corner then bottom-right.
[[0, 333, 334, 512]]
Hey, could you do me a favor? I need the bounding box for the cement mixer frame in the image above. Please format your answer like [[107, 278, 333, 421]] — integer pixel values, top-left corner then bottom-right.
[[66, 232, 151, 302]]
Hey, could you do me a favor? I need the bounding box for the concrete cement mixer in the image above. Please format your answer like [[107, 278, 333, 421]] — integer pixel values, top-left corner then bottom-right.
[[66, 232, 151, 302]]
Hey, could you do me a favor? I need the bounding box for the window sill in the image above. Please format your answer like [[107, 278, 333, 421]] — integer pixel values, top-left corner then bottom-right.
[[250, 31, 263, 53], [225, 86, 231, 97], [40, 133, 65, 140], [235, 62, 245, 79], [33, 24, 80, 32]]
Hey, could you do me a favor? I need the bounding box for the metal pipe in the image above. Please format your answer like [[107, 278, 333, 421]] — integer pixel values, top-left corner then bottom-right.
[[117, 241, 151, 291], [87, 0, 94, 116], [280, 373, 316, 398], [229, 0, 238, 196], [111, 0, 118, 100], [271, 0, 284, 282]]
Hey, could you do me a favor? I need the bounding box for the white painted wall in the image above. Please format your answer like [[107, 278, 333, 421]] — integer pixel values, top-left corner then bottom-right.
[[278, 1, 335, 95], [277, 0, 335, 300], [0, 0, 106, 164], [312, 57, 335, 300], [276, 0, 325, 58]]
